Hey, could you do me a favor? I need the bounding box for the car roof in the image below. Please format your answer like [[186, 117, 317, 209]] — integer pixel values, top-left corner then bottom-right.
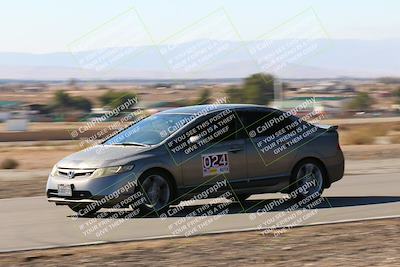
[[160, 104, 271, 115]]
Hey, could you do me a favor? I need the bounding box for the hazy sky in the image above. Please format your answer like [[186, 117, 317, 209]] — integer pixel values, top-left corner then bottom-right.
[[1, 0, 399, 53]]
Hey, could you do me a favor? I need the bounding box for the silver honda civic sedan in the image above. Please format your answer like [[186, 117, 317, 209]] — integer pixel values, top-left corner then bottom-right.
[[46, 104, 344, 215]]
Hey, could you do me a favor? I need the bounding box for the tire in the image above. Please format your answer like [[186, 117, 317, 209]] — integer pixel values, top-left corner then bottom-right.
[[290, 159, 326, 201], [137, 170, 174, 214], [68, 204, 100, 216]]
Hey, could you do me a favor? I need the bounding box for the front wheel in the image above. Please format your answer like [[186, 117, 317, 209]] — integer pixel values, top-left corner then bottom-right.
[[138, 171, 173, 214], [290, 160, 325, 200]]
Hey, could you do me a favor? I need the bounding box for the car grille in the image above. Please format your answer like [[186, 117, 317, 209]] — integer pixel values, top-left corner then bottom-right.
[[57, 168, 95, 178], [47, 189, 93, 199]]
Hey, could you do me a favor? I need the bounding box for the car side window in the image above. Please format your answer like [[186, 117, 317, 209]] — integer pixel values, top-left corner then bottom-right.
[[237, 109, 294, 139], [266, 112, 295, 137], [166, 109, 239, 155], [194, 109, 238, 144], [237, 109, 272, 138]]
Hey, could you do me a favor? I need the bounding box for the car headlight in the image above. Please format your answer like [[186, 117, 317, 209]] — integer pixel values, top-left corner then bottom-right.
[[90, 164, 134, 179], [50, 165, 58, 176]]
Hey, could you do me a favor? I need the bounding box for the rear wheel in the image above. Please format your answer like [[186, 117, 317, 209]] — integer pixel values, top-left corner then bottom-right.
[[290, 160, 325, 200], [138, 170, 173, 214]]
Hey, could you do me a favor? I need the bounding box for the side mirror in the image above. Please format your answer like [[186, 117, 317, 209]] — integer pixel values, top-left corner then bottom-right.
[[189, 135, 200, 144]]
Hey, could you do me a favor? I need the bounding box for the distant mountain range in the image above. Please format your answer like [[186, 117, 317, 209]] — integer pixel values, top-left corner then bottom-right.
[[0, 39, 399, 80]]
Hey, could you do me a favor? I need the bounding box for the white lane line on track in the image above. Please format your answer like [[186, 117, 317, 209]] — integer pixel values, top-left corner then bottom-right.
[[1, 214, 400, 253]]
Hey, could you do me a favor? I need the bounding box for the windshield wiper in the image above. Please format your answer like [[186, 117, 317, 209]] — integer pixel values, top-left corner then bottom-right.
[[112, 142, 149, 147]]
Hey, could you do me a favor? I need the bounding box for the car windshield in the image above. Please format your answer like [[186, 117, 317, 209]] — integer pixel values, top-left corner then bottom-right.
[[104, 113, 194, 145]]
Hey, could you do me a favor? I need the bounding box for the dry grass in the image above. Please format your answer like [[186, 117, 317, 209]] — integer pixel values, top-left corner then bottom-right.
[[340, 128, 375, 145], [340, 124, 393, 145], [392, 123, 400, 132], [391, 135, 400, 144], [0, 147, 76, 169], [0, 158, 19, 169], [371, 124, 390, 136]]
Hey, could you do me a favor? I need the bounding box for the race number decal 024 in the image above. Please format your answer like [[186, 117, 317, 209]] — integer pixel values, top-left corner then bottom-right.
[[202, 152, 230, 177]]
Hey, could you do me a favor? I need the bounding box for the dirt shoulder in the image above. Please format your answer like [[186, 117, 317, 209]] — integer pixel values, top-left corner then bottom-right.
[[1, 218, 399, 266], [342, 144, 400, 160]]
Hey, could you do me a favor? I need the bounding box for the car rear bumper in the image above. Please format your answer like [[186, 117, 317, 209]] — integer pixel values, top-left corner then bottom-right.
[[325, 151, 345, 187]]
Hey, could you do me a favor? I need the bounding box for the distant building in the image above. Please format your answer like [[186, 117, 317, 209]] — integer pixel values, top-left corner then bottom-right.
[[16, 85, 47, 93], [0, 101, 25, 122], [271, 96, 347, 118], [6, 110, 29, 131], [299, 82, 355, 94], [172, 84, 186, 90]]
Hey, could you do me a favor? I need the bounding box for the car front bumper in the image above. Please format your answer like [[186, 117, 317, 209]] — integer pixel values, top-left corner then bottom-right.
[[47, 197, 96, 205], [46, 171, 138, 206]]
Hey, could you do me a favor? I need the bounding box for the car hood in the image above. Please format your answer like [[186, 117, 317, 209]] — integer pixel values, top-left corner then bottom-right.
[[56, 145, 152, 169]]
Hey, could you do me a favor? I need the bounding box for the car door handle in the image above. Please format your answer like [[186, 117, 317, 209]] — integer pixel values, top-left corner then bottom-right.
[[228, 147, 243, 153]]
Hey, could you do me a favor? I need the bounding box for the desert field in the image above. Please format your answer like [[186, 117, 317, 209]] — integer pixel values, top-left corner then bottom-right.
[[1, 218, 399, 266], [0, 85, 228, 106]]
